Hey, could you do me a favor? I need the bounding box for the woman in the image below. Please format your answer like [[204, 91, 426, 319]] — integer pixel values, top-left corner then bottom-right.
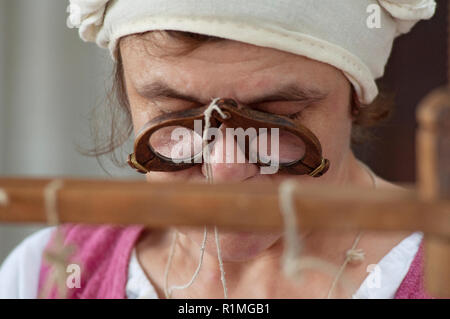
[[0, 0, 436, 299]]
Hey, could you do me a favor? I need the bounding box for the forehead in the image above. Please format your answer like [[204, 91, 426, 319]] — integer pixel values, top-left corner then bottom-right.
[[119, 33, 347, 98]]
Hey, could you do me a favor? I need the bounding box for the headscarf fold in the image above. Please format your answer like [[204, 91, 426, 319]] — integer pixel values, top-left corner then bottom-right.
[[67, 0, 436, 104]]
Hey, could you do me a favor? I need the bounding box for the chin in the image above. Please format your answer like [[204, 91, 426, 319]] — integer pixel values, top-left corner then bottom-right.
[[178, 226, 283, 262]]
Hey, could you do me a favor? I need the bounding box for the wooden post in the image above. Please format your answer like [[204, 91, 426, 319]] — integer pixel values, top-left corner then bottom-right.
[[417, 87, 450, 298]]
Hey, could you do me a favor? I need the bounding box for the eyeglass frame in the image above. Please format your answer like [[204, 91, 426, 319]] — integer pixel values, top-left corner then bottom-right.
[[128, 98, 330, 177]]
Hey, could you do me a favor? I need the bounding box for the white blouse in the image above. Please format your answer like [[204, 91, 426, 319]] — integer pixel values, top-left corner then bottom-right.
[[0, 227, 423, 299]]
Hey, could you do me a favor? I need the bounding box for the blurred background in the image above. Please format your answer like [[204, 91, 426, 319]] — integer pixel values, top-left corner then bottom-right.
[[0, 0, 141, 263], [0, 0, 448, 264]]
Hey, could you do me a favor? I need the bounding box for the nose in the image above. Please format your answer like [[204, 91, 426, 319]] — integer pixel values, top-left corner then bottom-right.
[[202, 124, 259, 182]]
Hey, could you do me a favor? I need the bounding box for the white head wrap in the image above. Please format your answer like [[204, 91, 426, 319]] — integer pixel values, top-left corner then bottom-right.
[[67, 0, 436, 104]]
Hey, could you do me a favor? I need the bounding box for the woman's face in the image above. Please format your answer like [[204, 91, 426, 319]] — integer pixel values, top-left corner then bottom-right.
[[120, 33, 353, 261]]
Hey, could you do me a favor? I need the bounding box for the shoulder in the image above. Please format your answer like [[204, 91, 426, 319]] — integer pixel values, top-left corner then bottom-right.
[[0, 227, 55, 299], [373, 174, 406, 192], [354, 231, 423, 299], [353, 167, 425, 298]]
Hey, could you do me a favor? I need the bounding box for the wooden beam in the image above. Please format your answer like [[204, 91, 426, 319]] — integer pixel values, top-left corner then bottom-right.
[[0, 178, 449, 237]]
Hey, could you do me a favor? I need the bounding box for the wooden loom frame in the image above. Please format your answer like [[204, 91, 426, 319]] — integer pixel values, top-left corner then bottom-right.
[[0, 7, 449, 299]]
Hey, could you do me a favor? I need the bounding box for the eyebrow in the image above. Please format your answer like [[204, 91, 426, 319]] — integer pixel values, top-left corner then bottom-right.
[[136, 81, 328, 105]]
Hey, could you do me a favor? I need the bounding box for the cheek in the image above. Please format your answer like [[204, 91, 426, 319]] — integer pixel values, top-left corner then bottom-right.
[[130, 103, 155, 135], [320, 104, 352, 149]]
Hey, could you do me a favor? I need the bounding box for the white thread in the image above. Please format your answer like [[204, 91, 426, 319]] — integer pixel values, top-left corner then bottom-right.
[[202, 98, 227, 182], [44, 180, 64, 225], [278, 180, 303, 276], [279, 180, 339, 283], [358, 160, 378, 189], [41, 179, 73, 299], [163, 230, 178, 299], [279, 160, 377, 298], [326, 232, 364, 299], [163, 98, 229, 299], [164, 226, 208, 299], [346, 247, 365, 262], [214, 225, 228, 298], [0, 188, 9, 206], [325, 161, 377, 298], [202, 98, 229, 299]]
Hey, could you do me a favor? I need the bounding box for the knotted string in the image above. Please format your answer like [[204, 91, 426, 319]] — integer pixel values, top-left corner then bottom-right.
[[326, 232, 365, 298], [279, 180, 342, 285], [279, 160, 377, 298], [40, 180, 75, 299], [203, 99, 229, 299], [326, 161, 377, 298], [202, 98, 228, 183], [163, 98, 229, 299]]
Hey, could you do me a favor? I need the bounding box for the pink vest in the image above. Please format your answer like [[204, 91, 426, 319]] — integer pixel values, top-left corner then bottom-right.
[[38, 225, 432, 299]]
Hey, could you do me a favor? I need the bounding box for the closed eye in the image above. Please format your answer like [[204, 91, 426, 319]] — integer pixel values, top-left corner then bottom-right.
[[152, 99, 199, 115], [287, 111, 304, 120], [249, 101, 310, 118]]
